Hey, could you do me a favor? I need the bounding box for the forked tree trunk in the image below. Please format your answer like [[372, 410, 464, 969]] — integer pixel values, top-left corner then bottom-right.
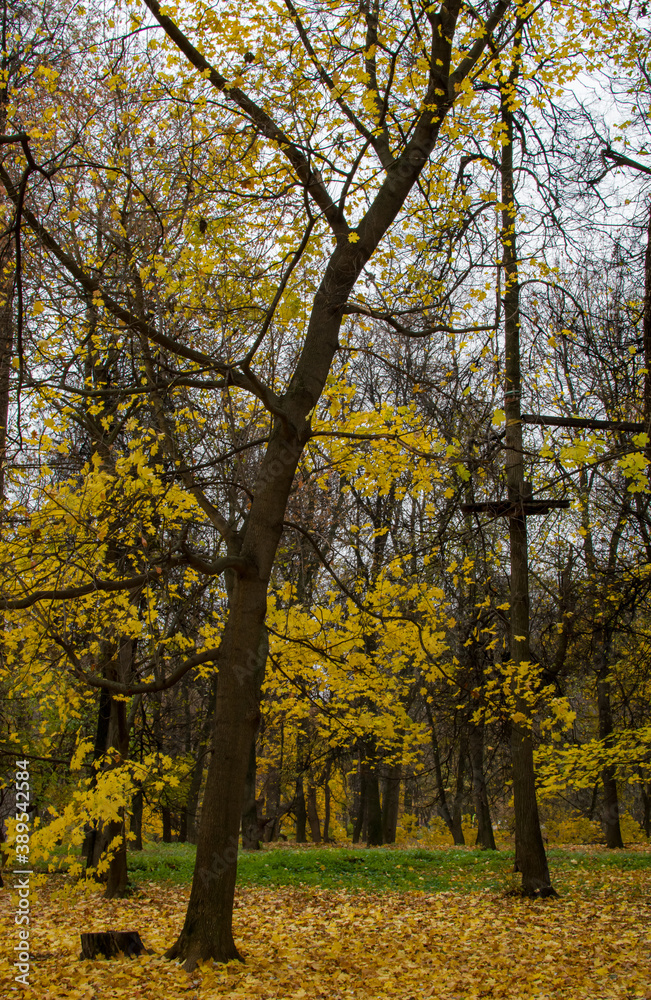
[[149, 0, 504, 963], [469, 724, 496, 850], [501, 78, 554, 896]]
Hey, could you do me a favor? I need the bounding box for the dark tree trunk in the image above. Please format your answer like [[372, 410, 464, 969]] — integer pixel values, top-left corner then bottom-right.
[[241, 737, 262, 850], [352, 765, 366, 845], [85, 648, 132, 899], [381, 764, 401, 845], [403, 777, 413, 815], [306, 779, 321, 844], [165, 594, 268, 968], [185, 761, 204, 846], [263, 765, 282, 843], [469, 724, 496, 850], [450, 741, 467, 846], [131, 789, 143, 851], [241, 632, 268, 850], [322, 759, 332, 842], [596, 641, 624, 848], [295, 775, 307, 843], [501, 77, 554, 897], [642, 782, 650, 838], [427, 705, 457, 842], [187, 679, 218, 845], [161, 806, 172, 843], [178, 808, 188, 844], [365, 765, 383, 847]]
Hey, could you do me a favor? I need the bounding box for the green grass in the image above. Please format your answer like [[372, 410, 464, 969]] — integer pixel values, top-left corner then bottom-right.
[[126, 841, 651, 893]]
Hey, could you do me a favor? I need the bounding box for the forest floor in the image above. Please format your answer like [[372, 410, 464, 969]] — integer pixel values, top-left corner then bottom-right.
[[1, 844, 649, 1000]]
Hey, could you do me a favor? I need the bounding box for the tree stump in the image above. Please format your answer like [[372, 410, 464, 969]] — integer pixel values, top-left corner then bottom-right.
[[80, 931, 148, 959]]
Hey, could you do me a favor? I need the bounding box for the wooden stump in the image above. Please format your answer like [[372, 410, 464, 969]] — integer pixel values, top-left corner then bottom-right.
[[80, 931, 148, 959]]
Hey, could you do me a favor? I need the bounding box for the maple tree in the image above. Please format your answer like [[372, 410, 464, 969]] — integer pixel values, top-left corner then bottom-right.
[[1, 0, 651, 979]]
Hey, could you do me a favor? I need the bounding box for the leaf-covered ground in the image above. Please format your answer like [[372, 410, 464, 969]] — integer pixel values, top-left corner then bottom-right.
[[2, 848, 650, 999]]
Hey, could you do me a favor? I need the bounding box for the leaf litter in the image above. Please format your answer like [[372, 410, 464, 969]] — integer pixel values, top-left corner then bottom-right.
[[1, 864, 649, 999]]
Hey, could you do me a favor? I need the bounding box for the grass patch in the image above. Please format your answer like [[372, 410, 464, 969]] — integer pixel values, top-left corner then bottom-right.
[[126, 841, 651, 894]]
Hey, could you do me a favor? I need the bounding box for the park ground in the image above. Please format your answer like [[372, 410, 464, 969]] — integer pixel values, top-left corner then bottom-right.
[[1, 844, 650, 1000]]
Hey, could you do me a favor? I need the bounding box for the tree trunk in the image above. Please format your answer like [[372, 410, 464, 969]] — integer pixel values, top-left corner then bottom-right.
[[501, 77, 554, 897], [179, 808, 188, 844], [365, 761, 383, 847], [381, 764, 401, 845], [131, 789, 143, 851], [295, 775, 307, 843], [469, 724, 496, 850], [306, 779, 321, 844], [85, 651, 132, 899], [596, 642, 624, 848], [162, 805, 172, 843], [241, 632, 268, 850], [323, 760, 332, 842], [641, 782, 650, 838], [352, 764, 366, 845], [450, 742, 467, 846], [241, 737, 262, 850], [186, 679, 218, 845], [165, 587, 268, 968], [426, 705, 457, 841], [185, 760, 204, 846]]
